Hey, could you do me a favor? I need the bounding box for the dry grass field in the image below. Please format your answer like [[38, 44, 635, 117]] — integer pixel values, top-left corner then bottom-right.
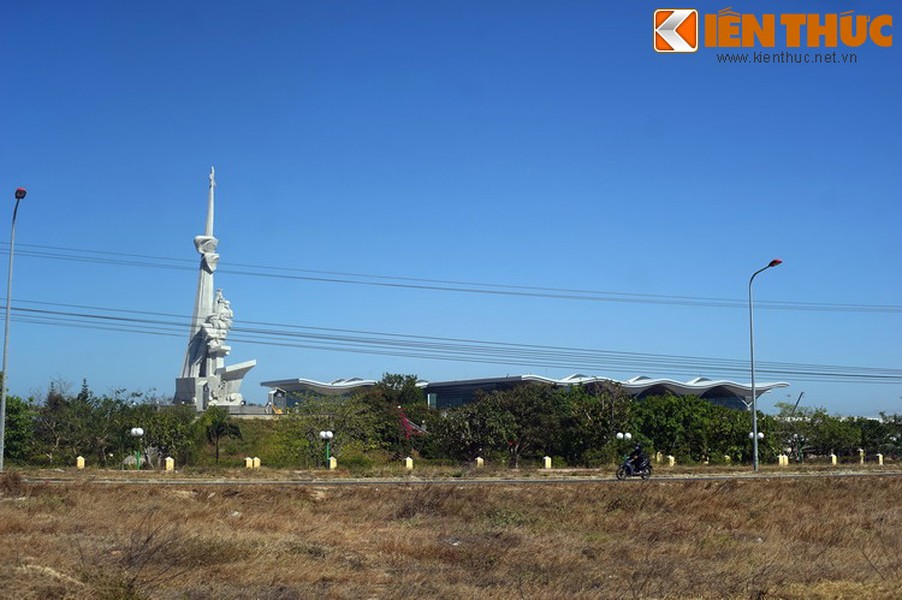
[[0, 470, 899, 599]]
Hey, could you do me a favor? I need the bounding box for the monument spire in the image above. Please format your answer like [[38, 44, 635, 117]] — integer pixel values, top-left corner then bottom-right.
[[175, 168, 255, 412], [205, 166, 215, 237]]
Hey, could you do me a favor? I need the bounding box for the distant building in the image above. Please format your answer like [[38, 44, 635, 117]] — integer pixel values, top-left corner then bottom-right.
[[262, 377, 378, 413], [261, 374, 788, 412]]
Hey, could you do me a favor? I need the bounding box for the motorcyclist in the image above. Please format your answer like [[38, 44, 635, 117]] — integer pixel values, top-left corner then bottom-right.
[[628, 443, 647, 474]]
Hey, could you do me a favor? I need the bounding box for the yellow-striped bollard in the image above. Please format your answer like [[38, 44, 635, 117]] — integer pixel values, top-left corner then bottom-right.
[[165, 457, 175, 471], [475, 457, 484, 468], [543, 456, 552, 469], [76, 456, 85, 470], [405, 456, 414, 471]]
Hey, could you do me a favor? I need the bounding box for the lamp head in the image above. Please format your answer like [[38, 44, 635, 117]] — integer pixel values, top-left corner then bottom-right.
[[768, 258, 783, 268], [15, 188, 26, 200]]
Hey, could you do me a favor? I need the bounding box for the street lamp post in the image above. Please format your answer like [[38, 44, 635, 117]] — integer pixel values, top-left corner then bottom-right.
[[319, 430, 333, 465], [749, 258, 782, 472], [130, 427, 144, 470], [0, 187, 27, 472], [616, 431, 632, 466]]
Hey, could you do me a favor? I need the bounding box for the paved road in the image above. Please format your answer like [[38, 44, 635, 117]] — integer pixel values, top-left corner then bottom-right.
[[22, 469, 902, 487]]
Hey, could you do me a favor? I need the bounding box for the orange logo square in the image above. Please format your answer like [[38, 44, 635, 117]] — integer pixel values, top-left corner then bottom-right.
[[654, 9, 699, 53]]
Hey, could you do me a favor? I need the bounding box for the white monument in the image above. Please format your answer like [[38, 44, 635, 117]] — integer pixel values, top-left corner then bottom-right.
[[174, 168, 256, 411]]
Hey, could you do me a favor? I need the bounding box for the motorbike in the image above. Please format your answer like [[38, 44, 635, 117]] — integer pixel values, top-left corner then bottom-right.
[[616, 456, 652, 480]]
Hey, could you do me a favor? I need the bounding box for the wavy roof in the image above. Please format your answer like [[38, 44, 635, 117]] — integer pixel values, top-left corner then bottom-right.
[[261, 377, 378, 396], [262, 374, 788, 400]]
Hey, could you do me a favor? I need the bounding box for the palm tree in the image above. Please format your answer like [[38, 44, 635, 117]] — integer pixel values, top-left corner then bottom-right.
[[204, 407, 242, 464]]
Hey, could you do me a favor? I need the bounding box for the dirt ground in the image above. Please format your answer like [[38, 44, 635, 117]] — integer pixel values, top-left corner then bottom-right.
[[1, 470, 899, 599]]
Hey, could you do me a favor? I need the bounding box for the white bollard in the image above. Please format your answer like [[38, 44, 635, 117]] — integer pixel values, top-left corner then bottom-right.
[[877, 453, 883, 466], [667, 455, 675, 467], [859, 449, 865, 465], [165, 457, 175, 471], [76, 456, 85, 470], [328, 456, 337, 470], [475, 457, 484, 468], [543, 456, 552, 469], [656, 452, 664, 464], [253, 457, 261, 469], [405, 456, 414, 470], [830, 453, 837, 466], [724, 455, 731, 464], [245, 457, 254, 469]]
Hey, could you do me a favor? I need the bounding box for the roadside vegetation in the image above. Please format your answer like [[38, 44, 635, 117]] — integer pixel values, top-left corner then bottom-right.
[[3, 375, 900, 470]]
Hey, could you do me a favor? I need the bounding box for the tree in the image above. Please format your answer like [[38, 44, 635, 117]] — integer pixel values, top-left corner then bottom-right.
[[145, 404, 199, 466], [807, 409, 860, 457], [556, 382, 633, 466], [87, 392, 139, 467], [203, 407, 242, 464], [633, 394, 761, 463], [273, 393, 388, 467], [706, 403, 754, 462], [476, 383, 562, 468], [774, 403, 863, 460], [633, 394, 698, 459], [422, 402, 497, 462], [33, 381, 92, 465], [3, 395, 36, 463], [874, 413, 902, 458], [356, 373, 426, 458], [424, 382, 635, 467]]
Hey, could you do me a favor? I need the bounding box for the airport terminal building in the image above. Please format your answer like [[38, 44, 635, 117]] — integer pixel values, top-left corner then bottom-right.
[[261, 374, 788, 412]]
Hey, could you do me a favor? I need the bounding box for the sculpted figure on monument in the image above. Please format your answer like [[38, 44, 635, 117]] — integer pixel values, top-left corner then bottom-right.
[[203, 289, 233, 350], [194, 235, 220, 273]]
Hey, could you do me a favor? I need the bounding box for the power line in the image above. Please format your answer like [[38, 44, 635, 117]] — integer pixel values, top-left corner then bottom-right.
[[8, 299, 902, 385], [4, 242, 900, 314]]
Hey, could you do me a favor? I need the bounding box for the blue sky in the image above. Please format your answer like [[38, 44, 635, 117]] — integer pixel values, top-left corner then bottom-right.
[[1, 1, 899, 416]]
